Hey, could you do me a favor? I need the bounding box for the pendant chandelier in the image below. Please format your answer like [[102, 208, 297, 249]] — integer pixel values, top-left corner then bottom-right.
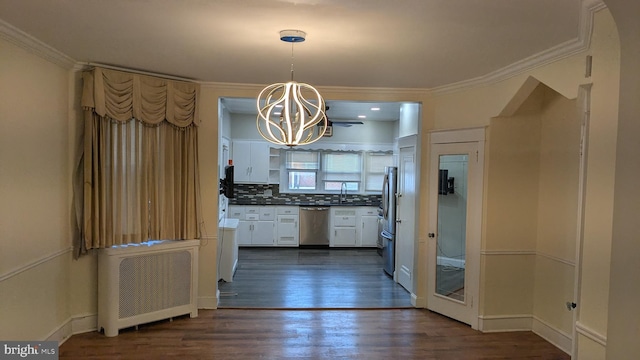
[[256, 30, 328, 147]]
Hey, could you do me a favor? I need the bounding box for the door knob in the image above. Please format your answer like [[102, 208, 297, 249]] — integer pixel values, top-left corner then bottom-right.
[[428, 233, 435, 238]]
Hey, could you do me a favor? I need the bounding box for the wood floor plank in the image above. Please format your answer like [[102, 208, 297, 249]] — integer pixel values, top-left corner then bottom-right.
[[218, 247, 413, 308], [59, 309, 570, 359]]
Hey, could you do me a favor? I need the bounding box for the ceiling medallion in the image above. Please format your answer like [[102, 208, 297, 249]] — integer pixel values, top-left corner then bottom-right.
[[256, 30, 328, 147]]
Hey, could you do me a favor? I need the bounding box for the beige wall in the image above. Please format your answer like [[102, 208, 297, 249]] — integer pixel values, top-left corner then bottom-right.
[[482, 109, 541, 319], [424, 9, 620, 357], [479, 82, 580, 350], [533, 88, 580, 339], [602, 1, 640, 359], [0, 38, 73, 340]]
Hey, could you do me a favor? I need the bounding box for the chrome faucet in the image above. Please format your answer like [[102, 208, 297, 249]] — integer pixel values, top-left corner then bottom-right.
[[340, 182, 347, 203]]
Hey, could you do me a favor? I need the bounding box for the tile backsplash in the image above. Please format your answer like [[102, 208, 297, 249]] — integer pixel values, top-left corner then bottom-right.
[[228, 184, 382, 206]]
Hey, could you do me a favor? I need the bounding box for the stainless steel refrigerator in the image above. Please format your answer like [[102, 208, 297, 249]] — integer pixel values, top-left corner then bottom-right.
[[381, 166, 398, 276]]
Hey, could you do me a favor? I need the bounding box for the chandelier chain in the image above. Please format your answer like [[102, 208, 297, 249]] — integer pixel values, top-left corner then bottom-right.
[[290, 42, 295, 81]]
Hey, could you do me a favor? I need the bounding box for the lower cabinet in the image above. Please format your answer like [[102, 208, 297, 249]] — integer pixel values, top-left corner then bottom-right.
[[276, 215, 299, 246], [333, 227, 357, 246], [330, 208, 357, 247], [237, 220, 275, 246], [231, 205, 377, 247], [331, 207, 379, 247], [359, 215, 379, 247]]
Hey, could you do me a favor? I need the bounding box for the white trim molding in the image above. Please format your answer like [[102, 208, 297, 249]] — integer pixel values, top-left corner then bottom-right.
[[0, 247, 72, 282], [0, 19, 75, 69], [411, 293, 426, 308], [431, 0, 607, 96], [537, 252, 576, 267], [48, 313, 98, 345], [198, 296, 218, 310], [478, 314, 533, 332], [480, 250, 537, 256], [478, 314, 574, 355], [532, 316, 573, 355], [480, 250, 575, 267], [575, 321, 607, 347]]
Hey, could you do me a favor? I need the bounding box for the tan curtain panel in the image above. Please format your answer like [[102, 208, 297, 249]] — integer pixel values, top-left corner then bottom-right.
[[77, 67, 201, 253]]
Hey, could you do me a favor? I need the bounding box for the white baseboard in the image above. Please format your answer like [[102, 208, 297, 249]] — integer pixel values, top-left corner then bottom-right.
[[198, 295, 218, 309], [46, 319, 72, 344], [479, 314, 572, 355], [71, 314, 98, 335], [437, 256, 465, 269], [48, 313, 98, 345], [411, 293, 426, 308], [575, 321, 607, 346], [478, 314, 533, 332], [532, 316, 572, 355]]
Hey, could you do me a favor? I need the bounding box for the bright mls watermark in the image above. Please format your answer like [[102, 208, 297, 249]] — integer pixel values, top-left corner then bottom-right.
[[1, 342, 58, 359]]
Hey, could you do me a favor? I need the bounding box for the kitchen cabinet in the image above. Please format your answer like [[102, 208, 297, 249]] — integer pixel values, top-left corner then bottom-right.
[[330, 207, 357, 247], [357, 207, 379, 247], [237, 221, 274, 246], [275, 206, 299, 246], [276, 215, 299, 246], [230, 205, 275, 246], [276, 206, 300, 246], [232, 141, 269, 183]]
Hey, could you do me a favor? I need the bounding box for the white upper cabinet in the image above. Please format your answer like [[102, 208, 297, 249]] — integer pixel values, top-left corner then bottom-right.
[[232, 141, 269, 183]]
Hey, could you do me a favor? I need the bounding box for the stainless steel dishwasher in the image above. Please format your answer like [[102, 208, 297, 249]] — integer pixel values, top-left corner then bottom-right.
[[299, 206, 330, 246]]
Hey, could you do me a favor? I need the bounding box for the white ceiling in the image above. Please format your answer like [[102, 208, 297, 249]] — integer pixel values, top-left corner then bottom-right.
[[0, 0, 583, 90], [0, 0, 589, 120]]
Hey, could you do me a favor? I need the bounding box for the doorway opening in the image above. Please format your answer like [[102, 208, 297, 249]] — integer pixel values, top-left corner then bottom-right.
[[216, 97, 421, 309]]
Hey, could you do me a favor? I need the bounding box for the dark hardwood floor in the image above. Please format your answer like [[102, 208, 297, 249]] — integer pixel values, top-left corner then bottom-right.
[[218, 247, 413, 308], [59, 248, 569, 359], [59, 309, 570, 359]]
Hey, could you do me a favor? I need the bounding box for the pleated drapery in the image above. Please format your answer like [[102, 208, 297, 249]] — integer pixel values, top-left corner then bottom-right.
[[77, 67, 201, 253]]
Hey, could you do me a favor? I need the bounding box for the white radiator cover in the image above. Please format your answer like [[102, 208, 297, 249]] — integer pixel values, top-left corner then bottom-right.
[[98, 240, 199, 337]]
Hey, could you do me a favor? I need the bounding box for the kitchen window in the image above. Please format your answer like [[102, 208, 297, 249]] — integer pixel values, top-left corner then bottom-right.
[[365, 152, 394, 191], [285, 151, 320, 191], [282, 149, 392, 193]]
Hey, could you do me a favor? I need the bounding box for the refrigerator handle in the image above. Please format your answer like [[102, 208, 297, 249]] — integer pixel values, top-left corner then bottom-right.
[[382, 174, 389, 218]]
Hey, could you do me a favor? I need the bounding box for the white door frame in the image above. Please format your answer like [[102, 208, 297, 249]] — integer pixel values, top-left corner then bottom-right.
[[427, 127, 485, 330], [397, 135, 418, 292], [571, 85, 591, 358]]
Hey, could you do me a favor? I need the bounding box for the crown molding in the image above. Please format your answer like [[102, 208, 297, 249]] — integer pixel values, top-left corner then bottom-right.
[[201, 81, 430, 101], [431, 0, 606, 96], [0, 19, 76, 69]]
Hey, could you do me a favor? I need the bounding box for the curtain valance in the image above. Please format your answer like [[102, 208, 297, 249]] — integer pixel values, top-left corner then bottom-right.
[[81, 67, 200, 127]]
